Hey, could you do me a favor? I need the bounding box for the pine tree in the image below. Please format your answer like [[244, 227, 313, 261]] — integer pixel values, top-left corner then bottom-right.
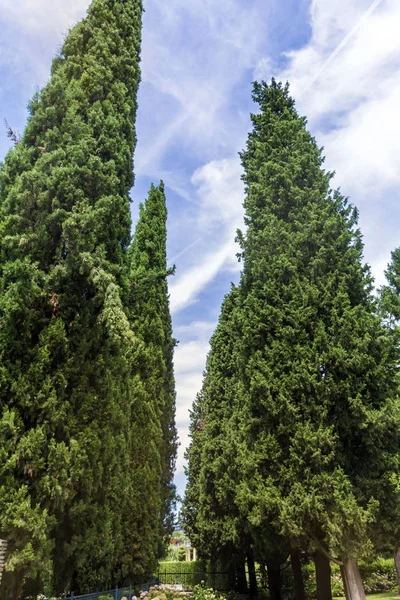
[[0, 0, 143, 596], [234, 80, 400, 600], [127, 183, 178, 565]]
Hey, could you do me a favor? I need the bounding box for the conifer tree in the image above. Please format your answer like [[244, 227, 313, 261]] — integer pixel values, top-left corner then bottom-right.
[[0, 0, 143, 596], [185, 80, 400, 600], [183, 288, 247, 587], [127, 183, 178, 562], [234, 80, 400, 600], [379, 248, 400, 593]]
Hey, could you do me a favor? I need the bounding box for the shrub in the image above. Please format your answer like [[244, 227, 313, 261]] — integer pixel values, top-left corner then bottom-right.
[[191, 582, 227, 600], [157, 561, 206, 588], [359, 557, 397, 594]]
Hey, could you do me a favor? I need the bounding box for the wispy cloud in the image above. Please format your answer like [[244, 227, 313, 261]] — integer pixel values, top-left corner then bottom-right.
[[269, 0, 400, 287], [170, 237, 236, 314], [299, 0, 384, 97]]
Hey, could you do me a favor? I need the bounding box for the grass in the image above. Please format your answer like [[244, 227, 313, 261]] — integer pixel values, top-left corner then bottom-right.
[[333, 594, 400, 599]]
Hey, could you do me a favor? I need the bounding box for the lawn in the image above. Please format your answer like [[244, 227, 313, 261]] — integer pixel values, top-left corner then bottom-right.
[[333, 594, 400, 599]]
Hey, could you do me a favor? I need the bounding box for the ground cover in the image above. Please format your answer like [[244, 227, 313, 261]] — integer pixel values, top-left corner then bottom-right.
[[333, 593, 400, 599]]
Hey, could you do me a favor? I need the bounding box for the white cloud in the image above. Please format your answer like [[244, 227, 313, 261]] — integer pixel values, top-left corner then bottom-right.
[[273, 0, 400, 287], [168, 157, 244, 314], [173, 321, 216, 473], [169, 237, 236, 314], [192, 157, 244, 229], [0, 0, 89, 82], [0, 0, 88, 33]]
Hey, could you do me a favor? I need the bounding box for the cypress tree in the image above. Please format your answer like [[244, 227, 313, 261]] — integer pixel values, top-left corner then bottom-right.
[[0, 0, 143, 596], [183, 287, 252, 592], [379, 248, 400, 593], [184, 80, 400, 600], [127, 182, 178, 562], [182, 390, 205, 554], [234, 80, 400, 600]]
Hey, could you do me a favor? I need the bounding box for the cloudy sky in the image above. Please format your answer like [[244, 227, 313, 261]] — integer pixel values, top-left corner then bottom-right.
[[1, 0, 399, 500]]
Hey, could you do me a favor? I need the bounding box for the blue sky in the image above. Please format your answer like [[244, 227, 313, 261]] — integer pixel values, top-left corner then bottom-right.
[[1, 0, 400, 500]]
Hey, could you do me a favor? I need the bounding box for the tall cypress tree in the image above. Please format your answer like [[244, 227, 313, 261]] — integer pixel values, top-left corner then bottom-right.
[[234, 80, 400, 600], [184, 80, 400, 600], [378, 248, 400, 593], [183, 287, 252, 592], [128, 182, 178, 560], [0, 0, 143, 596]]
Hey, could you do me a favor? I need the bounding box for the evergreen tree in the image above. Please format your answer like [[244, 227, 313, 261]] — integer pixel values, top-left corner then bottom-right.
[[234, 80, 400, 600], [183, 287, 253, 593], [184, 80, 400, 600], [0, 0, 143, 596], [182, 390, 205, 555], [379, 248, 400, 593], [127, 183, 178, 564]]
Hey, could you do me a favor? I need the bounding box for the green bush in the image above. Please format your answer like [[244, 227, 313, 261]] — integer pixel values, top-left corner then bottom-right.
[[157, 561, 206, 587], [157, 561, 229, 590], [359, 558, 397, 594], [144, 584, 228, 600]]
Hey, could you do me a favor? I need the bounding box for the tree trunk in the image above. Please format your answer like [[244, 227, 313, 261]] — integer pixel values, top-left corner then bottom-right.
[[236, 558, 248, 594], [227, 559, 237, 592], [291, 551, 306, 600], [247, 549, 258, 596], [340, 559, 366, 600], [394, 548, 400, 594], [314, 550, 332, 600], [267, 563, 281, 600], [0, 540, 7, 587]]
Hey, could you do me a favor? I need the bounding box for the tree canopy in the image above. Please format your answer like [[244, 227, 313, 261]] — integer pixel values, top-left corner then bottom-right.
[[0, 1, 175, 597], [183, 80, 400, 600]]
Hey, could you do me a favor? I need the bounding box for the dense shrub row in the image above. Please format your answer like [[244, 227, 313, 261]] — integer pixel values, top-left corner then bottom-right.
[[157, 563, 229, 591]]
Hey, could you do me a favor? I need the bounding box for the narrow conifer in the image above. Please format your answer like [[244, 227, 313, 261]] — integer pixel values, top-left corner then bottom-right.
[[127, 183, 178, 562], [184, 80, 400, 600], [183, 287, 260, 593], [0, 0, 143, 596]]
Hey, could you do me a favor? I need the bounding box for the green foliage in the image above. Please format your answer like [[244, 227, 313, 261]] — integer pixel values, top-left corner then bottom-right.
[[360, 559, 398, 595], [142, 583, 227, 600], [126, 183, 178, 571], [157, 562, 206, 587], [176, 547, 187, 562], [183, 78, 400, 592], [0, 0, 152, 596], [182, 288, 251, 581], [235, 79, 399, 560], [241, 81, 399, 561], [190, 582, 229, 600], [304, 558, 397, 598]]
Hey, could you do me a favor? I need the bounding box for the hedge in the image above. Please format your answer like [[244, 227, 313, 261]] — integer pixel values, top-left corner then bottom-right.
[[157, 561, 230, 590]]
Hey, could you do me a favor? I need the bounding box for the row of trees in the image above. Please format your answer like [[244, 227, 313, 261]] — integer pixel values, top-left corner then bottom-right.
[[0, 0, 177, 598], [183, 81, 400, 600]]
